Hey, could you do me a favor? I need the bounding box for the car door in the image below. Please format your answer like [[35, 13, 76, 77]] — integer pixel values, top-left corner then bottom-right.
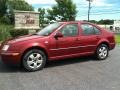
[[78, 23, 101, 53], [49, 23, 80, 57]]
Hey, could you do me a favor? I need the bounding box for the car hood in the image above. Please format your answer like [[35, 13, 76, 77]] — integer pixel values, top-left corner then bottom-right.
[[5, 35, 45, 44]]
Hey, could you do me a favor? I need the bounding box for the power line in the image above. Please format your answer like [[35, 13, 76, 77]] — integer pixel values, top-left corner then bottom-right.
[[77, 10, 120, 14], [76, 2, 120, 19], [91, 12, 120, 15], [77, 7, 120, 12], [91, 10, 120, 14], [77, 10, 120, 16], [78, 11, 120, 17]]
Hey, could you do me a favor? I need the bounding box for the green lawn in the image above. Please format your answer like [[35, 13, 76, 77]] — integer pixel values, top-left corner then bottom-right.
[[115, 35, 120, 45], [0, 24, 13, 41]]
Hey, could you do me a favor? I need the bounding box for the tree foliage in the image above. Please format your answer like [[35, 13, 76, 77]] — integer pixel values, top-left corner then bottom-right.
[[0, 0, 34, 24], [38, 8, 45, 27], [47, 0, 77, 21], [84, 19, 114, 25], [7, 0, 34, 24], [7, 0, 34, 11], [97, 19, 114, 25], [0, 0, 7, 17]]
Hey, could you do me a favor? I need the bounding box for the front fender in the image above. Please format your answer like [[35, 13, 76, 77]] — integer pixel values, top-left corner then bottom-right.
[[21, 42, 48, 54]]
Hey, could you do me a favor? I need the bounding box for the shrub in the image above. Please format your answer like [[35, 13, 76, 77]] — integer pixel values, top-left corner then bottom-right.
[[9, 29, 29, 37], [0, 24, 12, 41], [0, 16, 11, 24]]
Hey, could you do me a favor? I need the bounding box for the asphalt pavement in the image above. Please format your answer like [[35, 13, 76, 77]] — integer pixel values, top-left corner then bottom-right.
[[0, 46, 120, 90]]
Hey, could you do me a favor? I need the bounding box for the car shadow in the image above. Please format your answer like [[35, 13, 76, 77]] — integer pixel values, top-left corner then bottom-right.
[[45, 56, 96, 68], [0, 61, 22, 73], [0, 56, 97, 73]]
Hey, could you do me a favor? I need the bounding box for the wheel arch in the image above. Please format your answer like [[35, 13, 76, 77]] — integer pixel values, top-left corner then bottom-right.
[[97, 41, 110, 50], [95, 41, 110, 60], [21, 46, 48, 66]]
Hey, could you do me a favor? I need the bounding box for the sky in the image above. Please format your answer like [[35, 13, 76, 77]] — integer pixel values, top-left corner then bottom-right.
[[25, 0, 120, 21]]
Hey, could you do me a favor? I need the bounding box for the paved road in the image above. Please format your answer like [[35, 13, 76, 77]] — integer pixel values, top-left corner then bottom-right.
[[0, 46, 120, 90]]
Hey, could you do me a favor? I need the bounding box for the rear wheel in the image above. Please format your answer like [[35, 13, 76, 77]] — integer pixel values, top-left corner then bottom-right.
[[22, 49, 46, 71], [96, 44, 109, 60]]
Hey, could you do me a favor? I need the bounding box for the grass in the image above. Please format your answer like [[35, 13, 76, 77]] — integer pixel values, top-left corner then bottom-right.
[[115, 35, 120, 45], [0, 24, 13, 41]]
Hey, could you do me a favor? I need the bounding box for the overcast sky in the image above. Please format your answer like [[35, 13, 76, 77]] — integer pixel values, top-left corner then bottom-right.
[[25, 0, 120, 21]]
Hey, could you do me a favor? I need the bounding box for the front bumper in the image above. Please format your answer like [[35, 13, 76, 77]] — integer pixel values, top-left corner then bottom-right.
[[0, 51, 21, 66]]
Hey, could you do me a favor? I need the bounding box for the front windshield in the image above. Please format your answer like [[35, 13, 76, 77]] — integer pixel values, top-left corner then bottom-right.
[[37, 23, 62, 36]]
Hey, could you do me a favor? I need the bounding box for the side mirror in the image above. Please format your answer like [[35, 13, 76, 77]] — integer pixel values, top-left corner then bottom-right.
[[54, 32, 63, 39]]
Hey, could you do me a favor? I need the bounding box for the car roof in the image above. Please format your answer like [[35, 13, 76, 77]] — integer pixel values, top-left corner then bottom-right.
[[58, 21, 102, 29], [59, 21, 93, 24]]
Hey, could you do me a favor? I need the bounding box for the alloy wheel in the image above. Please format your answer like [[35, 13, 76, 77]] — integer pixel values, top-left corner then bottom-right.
[[27, 53, 43, 69], [98, 46, 108, 59]]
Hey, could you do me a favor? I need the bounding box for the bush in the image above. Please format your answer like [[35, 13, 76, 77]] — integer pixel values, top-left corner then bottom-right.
[[0, 15, 11, 24], [0, 24, 13, 41], [10, 29, 28, 37], [115, 35, 120, 45]]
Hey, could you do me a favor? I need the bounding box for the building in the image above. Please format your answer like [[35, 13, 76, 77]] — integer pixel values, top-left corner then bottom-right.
[[113, 20, 120, 31]]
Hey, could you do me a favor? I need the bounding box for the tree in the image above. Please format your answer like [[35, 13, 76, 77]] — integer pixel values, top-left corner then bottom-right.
[[0, 0, 8, 24], [38, 8, 45, 27], [0, 0, 34, 24], [7, 0, 33, 11], [89, 20, 98, 24], [47, 0, 77, 22], [0, 0, 7, 17], [7, 0, 34, 24], [98, 19, 114, 25]]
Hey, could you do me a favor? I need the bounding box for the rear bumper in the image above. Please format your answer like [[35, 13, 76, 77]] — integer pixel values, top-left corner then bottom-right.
[[0, 52, 21, 67]]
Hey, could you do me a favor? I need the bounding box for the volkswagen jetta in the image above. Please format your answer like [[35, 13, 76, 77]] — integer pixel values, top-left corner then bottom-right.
[[0, 21, 115, 71]]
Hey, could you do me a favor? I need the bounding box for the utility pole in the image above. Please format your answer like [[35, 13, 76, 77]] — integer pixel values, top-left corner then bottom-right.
[[87, 0, 93, 22]]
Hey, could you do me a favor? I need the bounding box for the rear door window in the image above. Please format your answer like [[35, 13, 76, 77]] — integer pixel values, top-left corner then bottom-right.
[[81, 24, 101, 35]]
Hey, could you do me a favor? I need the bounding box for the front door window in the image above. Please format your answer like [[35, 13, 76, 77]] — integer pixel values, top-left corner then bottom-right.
[[60, 24, 78, 37]]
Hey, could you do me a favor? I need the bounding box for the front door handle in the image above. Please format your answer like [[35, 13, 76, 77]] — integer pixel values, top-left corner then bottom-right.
[[96, 36, 100, 40], [75, 38, 80, 41]]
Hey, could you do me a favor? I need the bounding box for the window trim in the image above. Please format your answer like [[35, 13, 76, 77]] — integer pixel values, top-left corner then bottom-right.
[[93, 26, 101, 35]]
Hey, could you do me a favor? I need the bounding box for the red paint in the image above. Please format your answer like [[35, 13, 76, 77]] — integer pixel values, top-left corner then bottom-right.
[[0, 21, 116, 66]]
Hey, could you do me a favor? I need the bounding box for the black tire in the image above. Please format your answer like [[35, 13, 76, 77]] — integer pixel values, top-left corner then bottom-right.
[[22, 49, 46, 72], [96, 44, 109, 60]]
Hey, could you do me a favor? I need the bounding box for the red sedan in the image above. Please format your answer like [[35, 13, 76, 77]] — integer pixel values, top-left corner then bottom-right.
[[0, 21, 115, 71]]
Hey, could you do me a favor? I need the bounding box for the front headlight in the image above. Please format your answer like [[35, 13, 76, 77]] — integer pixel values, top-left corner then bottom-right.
[[2, 45, 9, 51]]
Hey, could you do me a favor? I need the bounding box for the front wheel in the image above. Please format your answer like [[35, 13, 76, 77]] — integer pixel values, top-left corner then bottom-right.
[[96, 44, 109, 60], [22, 49, 47, 71]]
